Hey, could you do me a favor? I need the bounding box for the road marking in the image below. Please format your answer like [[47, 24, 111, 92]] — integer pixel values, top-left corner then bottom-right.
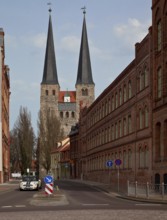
[[82, 203, 109, 206], [2, 206, 12, 208], [15, 205, 26, 208], [135, 203, 162, 206]]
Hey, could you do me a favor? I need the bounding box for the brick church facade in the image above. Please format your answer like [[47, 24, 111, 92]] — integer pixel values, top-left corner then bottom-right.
[[69, 0, 167, 187]]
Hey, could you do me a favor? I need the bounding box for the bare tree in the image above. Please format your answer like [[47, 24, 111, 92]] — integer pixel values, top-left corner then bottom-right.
[[10, 106, 35, 175], [38, 110, 64, 174]]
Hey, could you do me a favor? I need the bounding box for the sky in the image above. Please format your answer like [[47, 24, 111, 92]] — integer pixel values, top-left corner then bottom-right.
[[0, 0, 152, 135]]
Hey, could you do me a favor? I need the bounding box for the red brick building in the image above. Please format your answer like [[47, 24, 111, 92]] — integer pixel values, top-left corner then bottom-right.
[[70, 0, 167, 187], [0, 28, 10, 183]]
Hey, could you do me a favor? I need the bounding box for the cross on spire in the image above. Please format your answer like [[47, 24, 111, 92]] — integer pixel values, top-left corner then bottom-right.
[[81, 6, 86, 15]]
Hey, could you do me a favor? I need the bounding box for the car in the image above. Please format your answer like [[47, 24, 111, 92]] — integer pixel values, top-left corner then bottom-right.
[[19, 176, 42, 191]]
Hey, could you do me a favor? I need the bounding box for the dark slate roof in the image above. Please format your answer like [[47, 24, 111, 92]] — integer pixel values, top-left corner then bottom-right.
[[41, 14, 59, 85], [76, 15, 94, 85]]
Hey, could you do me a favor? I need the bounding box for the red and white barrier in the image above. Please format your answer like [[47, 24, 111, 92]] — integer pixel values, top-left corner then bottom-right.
[[45, 183, 53, 195]]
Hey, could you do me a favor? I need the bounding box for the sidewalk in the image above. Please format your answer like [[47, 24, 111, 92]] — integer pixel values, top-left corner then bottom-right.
[[0, 178, 19, 193], [67, 178, 167, 204]]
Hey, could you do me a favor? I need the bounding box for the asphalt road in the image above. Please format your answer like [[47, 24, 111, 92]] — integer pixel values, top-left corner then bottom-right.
[[0, 180, 167, 219]]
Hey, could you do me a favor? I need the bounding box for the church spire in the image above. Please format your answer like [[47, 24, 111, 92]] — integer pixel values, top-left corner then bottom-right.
[[41, 9, 59, 85], [76, 8, 94, 85]]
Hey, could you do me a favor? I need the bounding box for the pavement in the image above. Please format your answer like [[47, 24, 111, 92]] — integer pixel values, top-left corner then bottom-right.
[[1, 178, 167, 205]]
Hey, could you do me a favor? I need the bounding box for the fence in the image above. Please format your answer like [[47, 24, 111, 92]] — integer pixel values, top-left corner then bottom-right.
[[127, 181, 167, 200]]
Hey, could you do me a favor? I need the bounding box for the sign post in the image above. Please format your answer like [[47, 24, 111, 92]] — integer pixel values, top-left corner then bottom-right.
[[106, 160, 113, 186], [115, 159, 122, 192], [44, 175, 54, 195]]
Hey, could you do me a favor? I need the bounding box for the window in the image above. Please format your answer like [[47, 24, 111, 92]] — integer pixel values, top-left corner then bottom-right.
[[60, 112, 63, 118], [128, 81, 132, 99], [123, 118, 127, 136], [119, 120, 122, 137], [52, 90, 55, 95], [71, 112, 75, 118], [66, 112, 69, 118], [157, 67, 162, 98], [144, 68, 148, 87], [82, 88, 88, 96], [157, 20, 162, 51], [119, 89, 122, 105], [144, 107, 149, 127], [115, 93, 118, 108], [139, 109, 143, 129], [115, 123, 118, 139], [45, 90, 48, 96], [155, 122, 161, 160], [112, 96, 114, 111], [128, 115, 132, 133], [123, 85, 127, 102]]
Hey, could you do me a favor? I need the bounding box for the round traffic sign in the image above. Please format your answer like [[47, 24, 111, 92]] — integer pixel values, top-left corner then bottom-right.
[[115, 159, 122, 166], [44, 175, 53, 184]]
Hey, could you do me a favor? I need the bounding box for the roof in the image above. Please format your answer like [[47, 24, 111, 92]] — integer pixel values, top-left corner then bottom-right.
[[59, 91, 76, 102], [41, 14, 59, 85], [51, 137, 70, 154], [76, 15, 94, 85]]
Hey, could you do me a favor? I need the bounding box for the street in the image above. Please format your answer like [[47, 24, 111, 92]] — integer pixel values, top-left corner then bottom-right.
[[0, 180, 167, 219]]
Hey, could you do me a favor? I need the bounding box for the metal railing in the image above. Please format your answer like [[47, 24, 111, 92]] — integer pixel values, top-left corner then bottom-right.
[[127, 181, 167, 200]]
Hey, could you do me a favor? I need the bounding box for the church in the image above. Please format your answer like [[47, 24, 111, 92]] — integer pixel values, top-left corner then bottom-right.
[[40, 8, 95, 136]]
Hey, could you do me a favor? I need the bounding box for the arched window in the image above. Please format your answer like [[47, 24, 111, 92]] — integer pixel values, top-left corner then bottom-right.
[[157, 20, 162, 51], [144, 67, 148, 87], [71, 112, 75, 118], [119, 89, 122, 105], [123, 85, 127, 102], [119, 120, 122, 137], [82, 88, 88, 96], [66, 112, 69, 118], [128, 149, 132, 169], [144, 146, 148, 168], [115, 93, 118, 108], [123, 118, 126, 136], [115, 123, 118, 139], [155, 122, 161, 160], [139, 109, 143, 129], [60, 112, 63, 118], [123, 150, 127, 169], [144, 107, 149, 127], [128, 115, 132, 134], [164, 120, 167, 158], [128, 81, 132, 99], [157, 67, 162, 99]]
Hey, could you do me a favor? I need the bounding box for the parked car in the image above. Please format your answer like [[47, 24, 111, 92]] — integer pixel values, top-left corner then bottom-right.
[[19, 176, 42, 191]]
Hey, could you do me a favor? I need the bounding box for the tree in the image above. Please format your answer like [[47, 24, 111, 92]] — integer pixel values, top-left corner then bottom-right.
[[38, 110, 64, 174], [10, 106, 35, 175]]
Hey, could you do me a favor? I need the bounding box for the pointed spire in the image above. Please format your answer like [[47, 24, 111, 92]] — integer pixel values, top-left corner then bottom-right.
[[41, 9, 59, 85], [76, 8, 94, 85]]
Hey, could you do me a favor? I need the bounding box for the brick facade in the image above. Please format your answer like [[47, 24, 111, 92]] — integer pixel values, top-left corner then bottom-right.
[[0, 29, 10, 183], [70, 0, 167, 186]]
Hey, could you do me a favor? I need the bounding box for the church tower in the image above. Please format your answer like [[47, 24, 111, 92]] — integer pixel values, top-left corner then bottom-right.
[[40, 8, 95, 136], [40, 9, 60, 118], [75, 8, 95, 119]]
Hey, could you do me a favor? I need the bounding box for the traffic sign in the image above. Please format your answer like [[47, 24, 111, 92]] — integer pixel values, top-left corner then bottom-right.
[[106, 160, 113, 167], [115, 159, 122, 166], [44, 175, 53, 184]]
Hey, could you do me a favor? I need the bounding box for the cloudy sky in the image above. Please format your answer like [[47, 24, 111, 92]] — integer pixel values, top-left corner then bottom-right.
[[0, 0, 151, 135]]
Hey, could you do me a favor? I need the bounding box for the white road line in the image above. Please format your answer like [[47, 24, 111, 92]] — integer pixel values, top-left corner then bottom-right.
[[135, 203, 162, 206], [82, 203, 109, 206], [15, 205, 26, 208], [2, 206, 12, 208]]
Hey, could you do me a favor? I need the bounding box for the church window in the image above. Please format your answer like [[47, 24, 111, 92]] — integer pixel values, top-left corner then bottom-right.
[[71, 112, 75, 118], [66, 112, 69, 118], [82, 88, 88, 96], [60, 112, 63, 118], [45, 90, 48, 96], [52, 90, 55, 95]]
